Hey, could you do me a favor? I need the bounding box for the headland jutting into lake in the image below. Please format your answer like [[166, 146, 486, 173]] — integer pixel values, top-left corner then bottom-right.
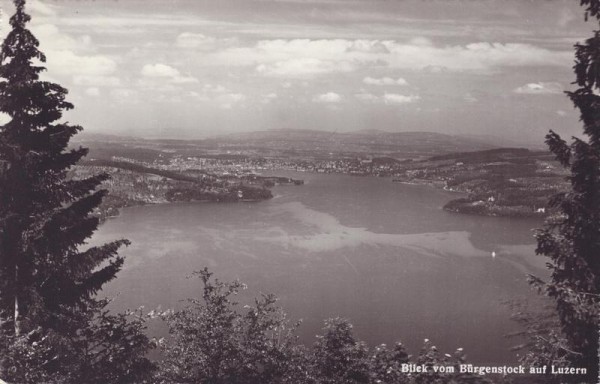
[[70, 133, 567, 221]]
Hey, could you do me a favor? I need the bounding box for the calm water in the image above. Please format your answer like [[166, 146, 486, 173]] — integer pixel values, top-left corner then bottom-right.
[[93, 171, 547, 364]]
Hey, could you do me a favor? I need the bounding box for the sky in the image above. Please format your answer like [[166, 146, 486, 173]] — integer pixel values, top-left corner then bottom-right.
[[0, 0, 595, 144]]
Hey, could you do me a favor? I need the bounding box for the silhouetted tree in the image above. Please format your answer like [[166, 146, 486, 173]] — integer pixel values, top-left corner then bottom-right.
[[529, 0, 600, 380], [0, 0, 154, 382]]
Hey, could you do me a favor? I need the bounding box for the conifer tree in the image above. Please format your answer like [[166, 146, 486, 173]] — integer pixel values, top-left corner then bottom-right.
[[0, 1, 154, 382], [529, 0, 600, 380]]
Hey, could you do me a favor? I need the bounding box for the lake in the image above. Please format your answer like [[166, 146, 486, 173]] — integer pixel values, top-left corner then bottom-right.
[[93, 171, 548, 364]]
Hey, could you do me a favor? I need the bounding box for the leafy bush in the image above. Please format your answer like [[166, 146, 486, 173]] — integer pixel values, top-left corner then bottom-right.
[[156, 270, 504, 384], [157, 268, 309, 384]]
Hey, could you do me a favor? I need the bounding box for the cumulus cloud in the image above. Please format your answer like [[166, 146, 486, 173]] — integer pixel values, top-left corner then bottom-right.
[[141, 63, 198, 83], [256, 58, 355, 77], [47, 50, 117, 76], [513, 82, 563, 95], [463, 93, 478, 103], [176, 33, 216, 49], [29, 23, 115, 79], [170, 76, 198, 84], [185, 84, 240, 104], [73, 75, 121, 87], [215, 93, 246, 109], [141, 63, 180, 77], [313, 92, 342, 103], [26, 23, 116, 79], [176, 32, 238, 50], [355, 93, 379, 102], [217, 93, 245, 103], [208, 38, 571, 77], [202, 84, 229, 93], [262, 93, 278, 103], [85, 87, 100, 97], [215, 39, 374, 76], [355, 92, 419, 104], [383, 93, 420, 105], [110, 88, 139, 103], [363, 76, 408, 86], [32, 24, 91, 51]]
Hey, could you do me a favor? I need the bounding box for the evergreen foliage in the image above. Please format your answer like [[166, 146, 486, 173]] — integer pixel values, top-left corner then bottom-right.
[[529, 0, 600, 380], [0, 0, 154, 382], [507, 299, 571, 383]]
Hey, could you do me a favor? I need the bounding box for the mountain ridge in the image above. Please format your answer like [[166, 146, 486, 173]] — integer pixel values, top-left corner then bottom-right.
[[73, 128, 530, 159]]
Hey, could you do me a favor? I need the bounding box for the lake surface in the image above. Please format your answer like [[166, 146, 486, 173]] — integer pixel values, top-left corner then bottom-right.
[[93, 171, 547, 364]]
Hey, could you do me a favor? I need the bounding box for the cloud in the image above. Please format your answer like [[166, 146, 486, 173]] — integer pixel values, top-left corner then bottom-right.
[[355, 93, 379, 102], [85, 87, 101, 97], [217, 93, 246, 103], [409, 37, 433, 46], [176, 32, 238, 50], [73, 75, 121, 87], [170, 76, 198, 84], [28, 0, 57, 17], [32, 24, 90, 51], [202, 84, 229, 93], [110, 88, 140, 103], [463, 93, 478, 103], [176, 33, 216, 49], [209, 38, 570, 77], [141, 63, 198, 83], [383, 93, 420, 105], [47, 50, 117, 76], [256, 58, 355, 77], [557, 7, 576, 28], [313, 92, 341, 103], [184, 84, 241, 104], [385, 42, 570, 72], [216, 39, 373, 76], [262, 93, 278, 103], [216, 93, 246, 109], [363, 76, 408, 86], [355, 92, 419, 104], [27, 24, 116, 79], [513, 82, 563, 95], [141, 63, 180, 78]]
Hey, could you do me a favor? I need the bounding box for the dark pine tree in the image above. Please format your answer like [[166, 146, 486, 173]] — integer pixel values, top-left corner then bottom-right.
[[0, 1, 154, 382], [529, 0, 600, 380]]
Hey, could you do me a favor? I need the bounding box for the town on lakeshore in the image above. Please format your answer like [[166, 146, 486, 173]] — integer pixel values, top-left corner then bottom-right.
[[70, 130, 569, 221]]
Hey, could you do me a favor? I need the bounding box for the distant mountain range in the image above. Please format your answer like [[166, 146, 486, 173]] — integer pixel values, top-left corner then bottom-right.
[[73, 129, 532, 160]]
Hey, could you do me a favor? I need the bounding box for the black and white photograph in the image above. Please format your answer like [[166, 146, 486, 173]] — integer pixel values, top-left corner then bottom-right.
[[0, 0, 599, 383]]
